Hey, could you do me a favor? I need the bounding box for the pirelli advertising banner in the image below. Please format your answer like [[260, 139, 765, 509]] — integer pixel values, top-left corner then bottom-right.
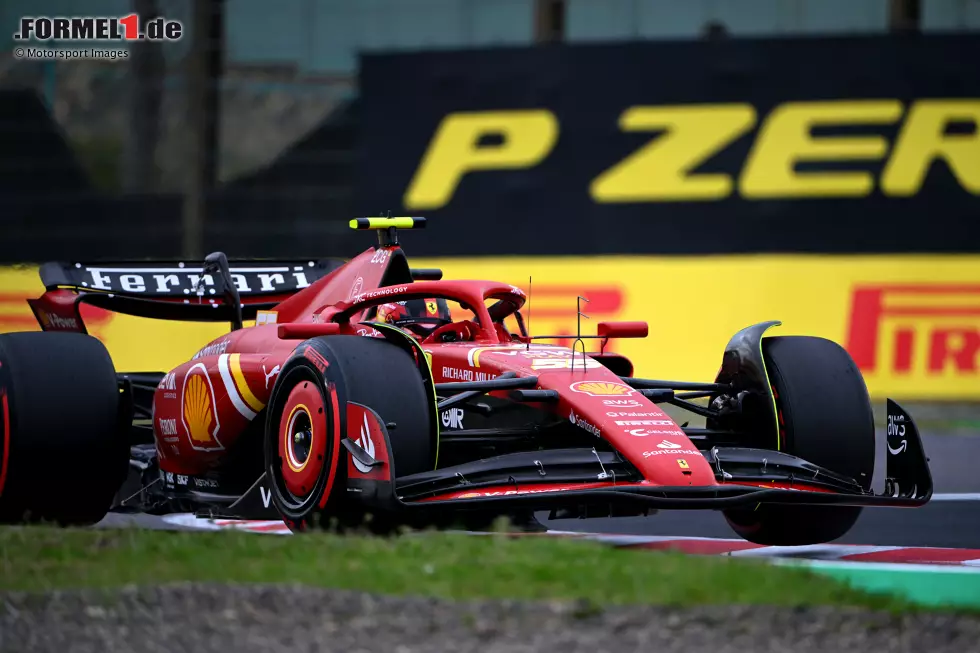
[[358, 35, 980, 256], [2, 256, 979, 400]]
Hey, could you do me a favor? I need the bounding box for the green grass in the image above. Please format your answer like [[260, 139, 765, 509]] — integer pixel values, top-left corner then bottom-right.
[[0, 526, 923, 610]]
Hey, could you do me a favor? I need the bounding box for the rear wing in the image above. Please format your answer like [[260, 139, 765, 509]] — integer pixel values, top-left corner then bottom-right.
[[28, 258, 344, 332]]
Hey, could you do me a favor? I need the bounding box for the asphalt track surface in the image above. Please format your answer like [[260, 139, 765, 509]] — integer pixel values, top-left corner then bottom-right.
[[539, 430, 980, 548]]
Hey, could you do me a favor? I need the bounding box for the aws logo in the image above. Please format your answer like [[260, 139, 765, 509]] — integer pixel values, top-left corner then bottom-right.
[[403, 100, 980, 209]]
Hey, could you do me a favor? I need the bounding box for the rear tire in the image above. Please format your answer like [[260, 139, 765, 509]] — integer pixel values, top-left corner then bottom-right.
[[265, 335, 432, 532], [723, 336, 874, 545], [0, 332, 128, 525]]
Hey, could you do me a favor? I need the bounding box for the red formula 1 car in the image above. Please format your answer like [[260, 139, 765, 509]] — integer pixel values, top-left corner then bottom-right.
[[0, 218, 932, 544]]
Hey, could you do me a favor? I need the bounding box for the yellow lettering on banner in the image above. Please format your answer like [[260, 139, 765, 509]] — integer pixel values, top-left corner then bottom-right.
[[739, 100, 903, 198], [590, 104, 756, 202], [881, 100, 980, 196], [403, 110, 558, 210]]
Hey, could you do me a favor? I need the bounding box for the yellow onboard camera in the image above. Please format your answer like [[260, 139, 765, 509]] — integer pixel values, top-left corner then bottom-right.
[[349, 216, 426, 245]]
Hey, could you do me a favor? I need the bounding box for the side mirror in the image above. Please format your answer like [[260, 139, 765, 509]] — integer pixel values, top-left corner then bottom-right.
[[597, 321, 648, 339]]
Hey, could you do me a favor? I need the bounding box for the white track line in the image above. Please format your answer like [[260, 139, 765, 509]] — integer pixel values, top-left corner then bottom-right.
[[772, 558, 980, 574], [929, 493, 980, 501], [730, 545, 904, 559]]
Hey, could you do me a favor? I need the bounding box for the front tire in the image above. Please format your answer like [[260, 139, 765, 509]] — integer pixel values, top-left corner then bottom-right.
[[723, 336, 875, 545], [0, 332, 128, 525], [264, 335, 432, 532]]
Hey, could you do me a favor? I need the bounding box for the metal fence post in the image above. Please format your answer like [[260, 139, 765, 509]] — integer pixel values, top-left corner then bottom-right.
[[121, 0, 164, 194], [182, 0, 225, 260]]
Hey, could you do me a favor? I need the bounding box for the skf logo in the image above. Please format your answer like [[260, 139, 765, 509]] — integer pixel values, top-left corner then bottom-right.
[[181, 364, 223, 451], [404, 100, 980, 209], [846, 284, 980, 375]]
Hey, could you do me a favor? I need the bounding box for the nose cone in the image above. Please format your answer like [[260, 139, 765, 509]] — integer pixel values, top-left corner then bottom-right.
[[593, 408, 715, 485], [553, 378, 717, 486]]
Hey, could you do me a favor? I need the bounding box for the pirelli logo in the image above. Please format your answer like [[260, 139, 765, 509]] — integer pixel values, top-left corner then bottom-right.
[[404, 99, 980, 210], [846, 284, 980, 375]]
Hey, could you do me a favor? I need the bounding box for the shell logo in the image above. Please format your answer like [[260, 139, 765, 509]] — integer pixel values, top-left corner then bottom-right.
[[457, 492, 482, 499], [569, 381, 635, 397], [181, 363, 224, 451]]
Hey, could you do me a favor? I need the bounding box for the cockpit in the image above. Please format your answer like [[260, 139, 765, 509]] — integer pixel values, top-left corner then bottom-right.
[[352, 282, 529, 345]]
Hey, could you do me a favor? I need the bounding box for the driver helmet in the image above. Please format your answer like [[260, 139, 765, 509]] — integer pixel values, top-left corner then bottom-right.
[[376, 298, 452, 337]]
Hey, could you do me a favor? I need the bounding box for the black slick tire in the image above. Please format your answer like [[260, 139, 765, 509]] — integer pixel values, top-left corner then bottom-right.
[[0, 332, 127, 525], [723, 336, 875, 546]]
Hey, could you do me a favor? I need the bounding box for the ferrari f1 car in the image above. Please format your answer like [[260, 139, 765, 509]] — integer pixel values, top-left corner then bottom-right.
[[0, 218, 932, 544]]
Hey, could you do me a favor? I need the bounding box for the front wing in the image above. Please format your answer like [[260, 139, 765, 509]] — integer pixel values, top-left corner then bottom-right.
[[345, 399, 932, 517]]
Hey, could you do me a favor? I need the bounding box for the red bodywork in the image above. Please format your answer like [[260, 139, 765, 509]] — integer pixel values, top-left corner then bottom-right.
[[147, 243, 717, 489], [21, 226, 934, 525]]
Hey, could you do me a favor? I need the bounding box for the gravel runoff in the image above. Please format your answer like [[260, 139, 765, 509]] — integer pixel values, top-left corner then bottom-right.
[[2, 584, 980, 653]]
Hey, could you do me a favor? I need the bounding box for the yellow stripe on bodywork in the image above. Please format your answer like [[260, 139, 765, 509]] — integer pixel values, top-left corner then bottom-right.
[[469, 347, 488, 368], [229, 353, 266, 413]]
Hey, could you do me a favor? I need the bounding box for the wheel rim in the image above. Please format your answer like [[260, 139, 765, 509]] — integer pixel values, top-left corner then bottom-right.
[[278, 380, 327, 499], [285, 406, 313, 471]]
